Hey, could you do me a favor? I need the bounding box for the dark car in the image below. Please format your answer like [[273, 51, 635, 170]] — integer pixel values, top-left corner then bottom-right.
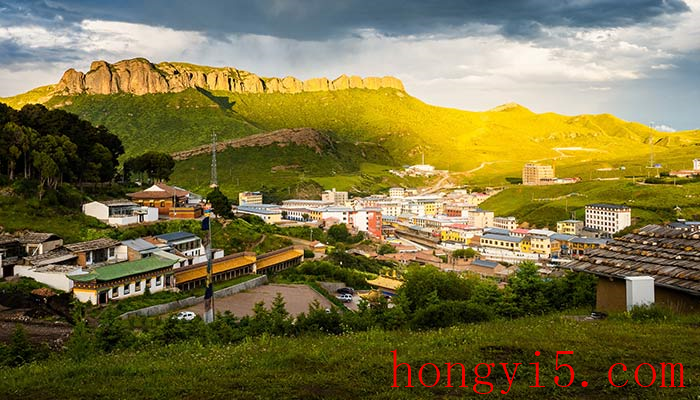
[[336, 287, 355, 295]]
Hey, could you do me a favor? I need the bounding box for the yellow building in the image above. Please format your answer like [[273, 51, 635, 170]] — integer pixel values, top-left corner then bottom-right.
[[522, 163, 555, 185], [557, 220, 584, 235]]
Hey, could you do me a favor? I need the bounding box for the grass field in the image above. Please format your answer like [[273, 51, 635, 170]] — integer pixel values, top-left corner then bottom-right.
[[1, 313, 698, 399]]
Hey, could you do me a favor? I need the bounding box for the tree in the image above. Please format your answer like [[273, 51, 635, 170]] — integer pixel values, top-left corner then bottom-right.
[[206, 187, 232, 218], [327, 224, 351, 244]]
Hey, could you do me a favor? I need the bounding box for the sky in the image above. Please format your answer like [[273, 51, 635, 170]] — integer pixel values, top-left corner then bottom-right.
[[0, 0, 698, 130]]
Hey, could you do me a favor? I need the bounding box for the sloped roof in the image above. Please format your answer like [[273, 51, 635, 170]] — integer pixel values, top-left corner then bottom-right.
[[65, 238, 121, 253], [24, 248, 77, 266], [18, 232, 61, 244], [155, 231, 199, 243], [569, 224, 700, 296], [472, 259, 500, 269], [128, 183, 190, 200], [69, 257, 176, 282]]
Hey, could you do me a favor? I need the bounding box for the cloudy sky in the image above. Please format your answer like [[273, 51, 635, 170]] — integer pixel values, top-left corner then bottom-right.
[[1, 0, 698, 130]]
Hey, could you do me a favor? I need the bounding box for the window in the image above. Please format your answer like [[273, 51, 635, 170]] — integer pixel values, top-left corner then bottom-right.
[[112, 287, 118, 297], [123, 284, 130, 295], [134, 281, 141, 291], [108, 247, 115, 258], [149, 201, 155, 207], [160, 201, 165, 208], [155, 275, 162, 286]]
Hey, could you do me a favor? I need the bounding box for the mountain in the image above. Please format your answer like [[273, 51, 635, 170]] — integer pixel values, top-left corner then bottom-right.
[[1, 57, 698, 193], [54, 58, 404, 96]]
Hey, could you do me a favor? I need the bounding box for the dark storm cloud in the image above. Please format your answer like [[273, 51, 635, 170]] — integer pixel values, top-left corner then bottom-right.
[[1, 0, 691, 40]]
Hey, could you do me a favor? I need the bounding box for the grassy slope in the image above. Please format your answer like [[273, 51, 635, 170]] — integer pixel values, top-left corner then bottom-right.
[[1, 314, 698, 399], [480, 180, 700, 228]]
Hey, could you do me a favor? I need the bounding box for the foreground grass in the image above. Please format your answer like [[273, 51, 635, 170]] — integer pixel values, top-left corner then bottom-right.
[[2, 314, 698, 399]]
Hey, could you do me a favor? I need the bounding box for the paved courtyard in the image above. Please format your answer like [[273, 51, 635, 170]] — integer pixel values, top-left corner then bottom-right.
[[181, 283, 333, 317]]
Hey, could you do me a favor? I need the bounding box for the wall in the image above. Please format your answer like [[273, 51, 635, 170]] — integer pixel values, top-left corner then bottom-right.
[[14, 265, 75, 292], [82, 202, 108, 220], [118, 275, 268, 319]]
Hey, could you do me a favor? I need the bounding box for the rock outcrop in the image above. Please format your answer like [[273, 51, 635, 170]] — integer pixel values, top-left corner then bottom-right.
[[54, 58, 405, 96]]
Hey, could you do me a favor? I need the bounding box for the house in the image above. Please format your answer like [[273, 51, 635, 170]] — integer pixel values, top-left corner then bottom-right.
[[15, 264, 85, 292], [70, 257, 177, 305], [389, 187, 405, 198], [18, 232, 63, 257], [0, 236, 22, 278], [480, 233, 524, 252], [82, 199, 159, 226], [127, 182, 202, 218], [569, 224, 700, 313], [468, 209, 495, 228], [352, 208, 383, 238], [238, 191, 263, 205], [557, 220, 584, 235], [152, 231, 211, 264], [467, 259, 511, 279], [584, 204, 631, 234], [64, 238, 127, 267], [367, 275, 403, 296]]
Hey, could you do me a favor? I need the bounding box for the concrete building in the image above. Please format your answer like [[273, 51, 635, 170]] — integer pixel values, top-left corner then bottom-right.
[[376, 200, 402, 218], [522, 163, 555, 185], [18, 232, 63, 257], [236, 204, 283, 224], [238, 191, 263, 205], [281, 199, 334, 208], [153, 232, 205, 263], [321, 188, 349, 205], [128, 183, 197, 216], [493, 216, 518, 230], [695, 159, 700, 171], [82, 199, 158, 226], [64, 238, 128, 267], [352, 208, 383, 238], [557, 220, 584, 235], [585, 204, 632, 234], [468, 209, 495, 229], [389, 187, 405, 198]]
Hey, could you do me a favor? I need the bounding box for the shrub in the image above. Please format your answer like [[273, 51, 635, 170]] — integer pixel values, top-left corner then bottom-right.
[[628, 304, 673, 322]]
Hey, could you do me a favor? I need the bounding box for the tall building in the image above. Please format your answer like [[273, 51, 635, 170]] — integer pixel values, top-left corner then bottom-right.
[[522, 163, 555, 185], [238, 191, 263, 205], [468, 209, 495, 229], [557, 219, 584, 235], [321, 188, 349, 205], [585, 204, 631, 234]]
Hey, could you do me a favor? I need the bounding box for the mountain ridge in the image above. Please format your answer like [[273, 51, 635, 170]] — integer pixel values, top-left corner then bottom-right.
[[52, 57, 405, 96]]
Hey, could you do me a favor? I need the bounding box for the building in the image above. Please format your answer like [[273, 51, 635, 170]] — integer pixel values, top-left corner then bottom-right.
[[467, 259, 511, 279], [468, 209, 495, 229], [493, 216, 518, 230], [376, 200, 402, 218], [366, 275, 403, 296], [238, 191, 263, 205], [569, 224, 700, 313], [480, 233, 524, 252], [557, 220, 584, 235], [128, 182, 201, 218], [522, 163, 555, 185], [0, 236, 22, 278], [440, 224, 482, 245], [281, 199, 334, 209], [82, 199, 159, 226], [585, 204, 632, 234], [444, 203, 475, 218], [153, 232, 205, 263], [15, 264, 85, 292], [64, 238, 127, 267], [401, 196, 442, 216], [352, 208, 383, 238], [389, 187, 405, 198], [70, 257, 177, 305], [18, 232, 63, 257], [236, 204, 283, 224], [695, 159, 700, 171], [321, 188, 349, 205]]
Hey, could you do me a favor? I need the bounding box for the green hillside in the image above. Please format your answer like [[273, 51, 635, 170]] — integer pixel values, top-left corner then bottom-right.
[[1, 314, 698, 399], [480, 180, 700, 229]]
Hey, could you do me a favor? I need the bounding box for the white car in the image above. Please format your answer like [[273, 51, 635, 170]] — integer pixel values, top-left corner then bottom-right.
[[336, 293, 353, 303], [176, 311, 197, 321]]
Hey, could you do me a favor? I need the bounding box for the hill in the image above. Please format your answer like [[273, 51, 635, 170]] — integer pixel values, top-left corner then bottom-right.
[[2, 57, 698, 193], [1, 314, 697, 399]]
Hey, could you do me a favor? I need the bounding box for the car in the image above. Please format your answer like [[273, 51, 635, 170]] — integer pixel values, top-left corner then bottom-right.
[[336, 287, 355, 295], [175, 311, 197, 321], [336, 293, 353, 303]]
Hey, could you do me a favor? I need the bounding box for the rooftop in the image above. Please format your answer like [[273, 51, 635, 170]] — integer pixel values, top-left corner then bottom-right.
[[69, 257, 176, 283], [122, 238, 159, 253], [154, 231, 199, 243], [18, 232, 61, 244], [472, 259, 500, 269], [586, 203, 631, 210], [64, 237, 121, 253], [128, 183, 190, 200], [482, 234, 523, 243], [101, 199, 138, 207]]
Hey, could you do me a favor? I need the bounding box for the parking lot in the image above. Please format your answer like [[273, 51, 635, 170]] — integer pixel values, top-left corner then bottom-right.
[[180, 284, 334, 317]]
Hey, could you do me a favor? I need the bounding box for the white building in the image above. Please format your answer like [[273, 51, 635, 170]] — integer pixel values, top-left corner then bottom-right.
[[282, 199, 334, 208], [319, 206, 354, 225], [389, 187, 405, 198], [321, 188, 349, 205], [493, 216, 518, 230], [468, 209, 495, 229], [236, 204, 283, 224], [239, 191, 263, 205], [82, 200, 158, 226], [694, 159, 700, 171], [15, 264, 86, 292], [376, 200, 402, 218], [585, 204, 632, 234]]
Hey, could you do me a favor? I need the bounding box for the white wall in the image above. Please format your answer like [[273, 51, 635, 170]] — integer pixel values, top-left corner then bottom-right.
[[14, 265, 76, 292], [82, 201, 109, 220]]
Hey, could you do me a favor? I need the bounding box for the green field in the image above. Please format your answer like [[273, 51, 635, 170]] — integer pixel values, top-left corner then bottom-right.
[[1, 314, 698, 399], [480, 179, 700, 229]]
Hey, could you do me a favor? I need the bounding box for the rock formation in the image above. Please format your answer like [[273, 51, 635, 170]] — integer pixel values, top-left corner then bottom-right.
[[54, 58, 405, 96]]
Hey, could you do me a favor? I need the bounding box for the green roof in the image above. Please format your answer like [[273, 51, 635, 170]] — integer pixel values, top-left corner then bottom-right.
[[69, 257, 175, 282]]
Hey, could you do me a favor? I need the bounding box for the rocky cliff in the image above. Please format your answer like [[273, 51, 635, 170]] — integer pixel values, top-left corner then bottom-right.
[[54, 58, 405, 96]]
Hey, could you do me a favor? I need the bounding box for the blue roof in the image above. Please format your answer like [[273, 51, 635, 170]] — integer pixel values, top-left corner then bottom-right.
[[551, 234, 576, 242], [484, 227, 510, 236], [472, 259, 499, 268], [482, 234, 523, 243], [155, 231, 199, 243]]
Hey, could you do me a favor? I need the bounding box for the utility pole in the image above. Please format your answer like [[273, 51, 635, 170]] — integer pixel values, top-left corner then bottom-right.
[[210, 132, 218, 188], [202, 206, 214, 323]]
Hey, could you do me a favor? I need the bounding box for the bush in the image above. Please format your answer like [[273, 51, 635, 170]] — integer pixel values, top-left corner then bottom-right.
[[628, 304, 673, 322]]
